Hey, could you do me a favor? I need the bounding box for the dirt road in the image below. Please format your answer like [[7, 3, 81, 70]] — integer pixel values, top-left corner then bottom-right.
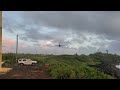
[[0, 65, 52, 79]]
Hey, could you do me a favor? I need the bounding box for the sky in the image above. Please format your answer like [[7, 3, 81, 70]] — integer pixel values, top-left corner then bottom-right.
[[2, 11, 120, 55]]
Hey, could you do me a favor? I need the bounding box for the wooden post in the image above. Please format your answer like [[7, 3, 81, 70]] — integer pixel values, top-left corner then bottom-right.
[[0, 11, 2, 68], [0, 11, 13, 73]]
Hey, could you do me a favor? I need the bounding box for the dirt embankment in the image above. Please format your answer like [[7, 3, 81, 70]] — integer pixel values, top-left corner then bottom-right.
[[96, 62, 120, 79], [0, 64, 52, 79]]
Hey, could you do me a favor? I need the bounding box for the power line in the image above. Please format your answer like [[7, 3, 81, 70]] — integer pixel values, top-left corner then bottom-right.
[[18, 35, 24, 41]]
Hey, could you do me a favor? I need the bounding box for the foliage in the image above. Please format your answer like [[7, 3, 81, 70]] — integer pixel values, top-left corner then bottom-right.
[[2, 52, 120, 79]]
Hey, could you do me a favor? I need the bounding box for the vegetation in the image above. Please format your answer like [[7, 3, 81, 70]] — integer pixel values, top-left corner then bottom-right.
[[2, 52, 120, 79]]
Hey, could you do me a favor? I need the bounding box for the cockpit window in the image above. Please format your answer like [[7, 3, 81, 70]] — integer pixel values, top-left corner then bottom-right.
[[23, 59, 26, 61], [19, 59, 22, 61]]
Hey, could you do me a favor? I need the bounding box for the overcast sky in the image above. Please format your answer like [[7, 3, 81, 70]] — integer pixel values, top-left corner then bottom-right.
[[2, 11, 120, 55]]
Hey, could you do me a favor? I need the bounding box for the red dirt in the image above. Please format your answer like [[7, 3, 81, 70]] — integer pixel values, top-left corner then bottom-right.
[[0, 65, 52, 79]]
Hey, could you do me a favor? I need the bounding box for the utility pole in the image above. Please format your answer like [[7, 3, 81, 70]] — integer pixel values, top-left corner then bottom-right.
[[106, 50, 108, 54], [16, 35, 18, 63]]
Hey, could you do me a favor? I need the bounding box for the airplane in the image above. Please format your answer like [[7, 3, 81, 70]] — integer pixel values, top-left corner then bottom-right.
[[56, 43, 64, 47]]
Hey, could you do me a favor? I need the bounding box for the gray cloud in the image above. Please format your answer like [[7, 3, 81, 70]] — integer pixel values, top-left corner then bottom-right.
[[21, 11, 120, 40], [107, 41, 120, 54], [2, 11, 120, 54]]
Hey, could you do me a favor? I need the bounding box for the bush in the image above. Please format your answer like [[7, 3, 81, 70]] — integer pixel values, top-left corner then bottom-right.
[[48, 60, 114, 79], [2, 53, 116, 79], [2, 59, 14, 67]]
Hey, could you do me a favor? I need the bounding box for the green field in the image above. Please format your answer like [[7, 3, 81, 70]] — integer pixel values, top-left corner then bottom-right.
[[2, 52, 120, 79]]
